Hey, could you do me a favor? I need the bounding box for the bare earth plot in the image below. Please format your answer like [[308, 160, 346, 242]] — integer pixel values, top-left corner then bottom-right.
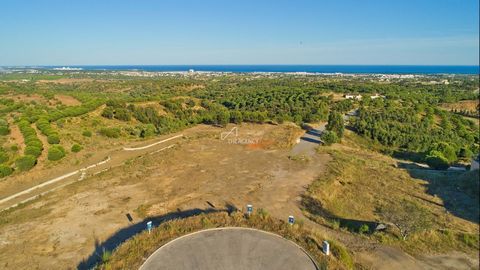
[[0, 123, 477, 269]]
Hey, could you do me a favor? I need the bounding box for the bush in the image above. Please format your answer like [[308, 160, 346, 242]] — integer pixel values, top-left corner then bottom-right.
[[431, 142, 457, 163], [48, 145, 66, 161], [359, 224, 370, 234], [71, 144, 83, 153], [47, 134, 60, 144], [458, 147, 473, 159], [0, 165, 13, 178], [0, 126, 9, 136], [321, 130, 338, 146], [16, 155, 37, 171], [10, 144, 18, 152], [114, 108, 131, 121], [425, 150, 450, 170], [140, 124, 156, 138], [0, 151, 8, 164], [82, 130, 92, 137], [99, 127, 121, 138], [24, 145, 42, 158], [101, 107, 114, 119]]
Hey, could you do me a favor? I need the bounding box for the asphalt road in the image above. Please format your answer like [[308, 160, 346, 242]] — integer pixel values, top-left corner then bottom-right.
[[290, 123, 326, 157], [140, 228, 319, 270]]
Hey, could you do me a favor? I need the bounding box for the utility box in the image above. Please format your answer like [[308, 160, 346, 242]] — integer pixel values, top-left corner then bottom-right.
[[147, 221, 153, 234], [288, 216, 295, 225], [323, 241, 330, 255], [246, 204, 253, 215]]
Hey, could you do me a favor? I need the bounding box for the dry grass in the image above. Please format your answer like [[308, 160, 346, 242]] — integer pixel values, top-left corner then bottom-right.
[[303, 131, 479, 255], [97, 211, 353, 270], [260, 123, 304, 150], [440, 99, 479, 112]]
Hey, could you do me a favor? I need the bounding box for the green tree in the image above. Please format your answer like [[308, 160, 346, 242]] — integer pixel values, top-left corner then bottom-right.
[[71, 144, 83, 153], [230, 110, 243, 124], [47, 134, 60, 144], [0, 151, 8, 164], [101, 107, 115, 119], [425, 150, 450, 170], [321, 130, 338, 146], [48, 145, 66, 161], [326, 111, 344, 139], [16, 155, 37, 171], [432, 142, 457, 163], [0, 165, 13, 178]]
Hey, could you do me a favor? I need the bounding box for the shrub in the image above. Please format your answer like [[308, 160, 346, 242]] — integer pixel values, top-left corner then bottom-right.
[[0, 151, 8, 164], [15, 155, 37, 171], [101, 107, 115, 119], [82, 130, 92, 137], [431, 142, 457, 163], [71, 144, 83, 153], [425, 150, 450, 170], [458, 147, 473, 159], [114, 108, 131, 121], [36, 117, 61, 144], [140, 124, 156, 138], [99, 127, 121, 138], [10, 144, 18, 152], [48, 145, 66, 161], [359, 224, 370, 234], [24, 145, 42, 158], [47, 134, 60, 144], [0, 126, 9, 136], [0, 165, 13, 178], [330, 240, 354, 269], [321, 130, 338, 146]]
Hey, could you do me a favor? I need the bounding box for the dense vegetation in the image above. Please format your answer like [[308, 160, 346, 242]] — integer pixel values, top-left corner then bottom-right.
[[352, 97, 478, 166], [0, 73, 478, 176]]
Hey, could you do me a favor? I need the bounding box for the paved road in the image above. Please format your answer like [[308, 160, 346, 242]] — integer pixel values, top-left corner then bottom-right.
[[140, 228, 319, 270], [290, 109, 357, 157], [290, 123, 326, 157]]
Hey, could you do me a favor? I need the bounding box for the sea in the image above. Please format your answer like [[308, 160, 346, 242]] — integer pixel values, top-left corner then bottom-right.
[[20, 65, 480, 74]]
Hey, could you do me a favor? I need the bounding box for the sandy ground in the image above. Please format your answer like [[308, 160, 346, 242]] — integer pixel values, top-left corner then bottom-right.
[[0, 124, 477, 269]]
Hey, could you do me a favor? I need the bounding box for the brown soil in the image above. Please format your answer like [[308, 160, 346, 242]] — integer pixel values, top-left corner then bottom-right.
[[6, 119, 24, 153], [54, 95, 81, 106], [0, 124, 477, 270], [0, 124, 330, 269]]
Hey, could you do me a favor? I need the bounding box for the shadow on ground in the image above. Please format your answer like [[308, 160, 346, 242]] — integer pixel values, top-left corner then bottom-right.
[[398, 161, 479, 224], [301, 195, 380, 234], [77, 204, 237, 269]]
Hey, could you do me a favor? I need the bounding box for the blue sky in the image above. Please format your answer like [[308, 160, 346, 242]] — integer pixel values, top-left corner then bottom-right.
[[1, 0, 478, 65]]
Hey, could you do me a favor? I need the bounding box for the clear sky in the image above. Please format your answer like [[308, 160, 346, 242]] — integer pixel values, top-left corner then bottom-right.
[[1, 0, 479, 66]]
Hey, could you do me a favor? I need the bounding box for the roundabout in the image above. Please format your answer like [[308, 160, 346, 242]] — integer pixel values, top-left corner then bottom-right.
[[139, 227, 319, 270]]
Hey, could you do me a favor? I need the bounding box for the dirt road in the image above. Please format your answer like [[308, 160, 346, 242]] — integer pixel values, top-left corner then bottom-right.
[[0, 134, 184, 211]]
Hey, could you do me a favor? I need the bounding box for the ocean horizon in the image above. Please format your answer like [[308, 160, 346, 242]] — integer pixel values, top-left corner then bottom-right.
[[6, 65, 480, 75]]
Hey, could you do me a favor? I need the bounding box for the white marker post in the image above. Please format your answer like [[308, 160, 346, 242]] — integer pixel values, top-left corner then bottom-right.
[[246, 204, 253, 216], [147, 221, 153, 234], [288, 216, 295, 225], [323, 241, 330, 256]]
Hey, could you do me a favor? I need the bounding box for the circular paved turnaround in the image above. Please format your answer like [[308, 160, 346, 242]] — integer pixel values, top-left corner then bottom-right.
[[140, 227, 319, 270]]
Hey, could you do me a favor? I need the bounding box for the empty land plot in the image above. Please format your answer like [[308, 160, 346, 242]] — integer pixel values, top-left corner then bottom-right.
[[54, 94, 82, 106]]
